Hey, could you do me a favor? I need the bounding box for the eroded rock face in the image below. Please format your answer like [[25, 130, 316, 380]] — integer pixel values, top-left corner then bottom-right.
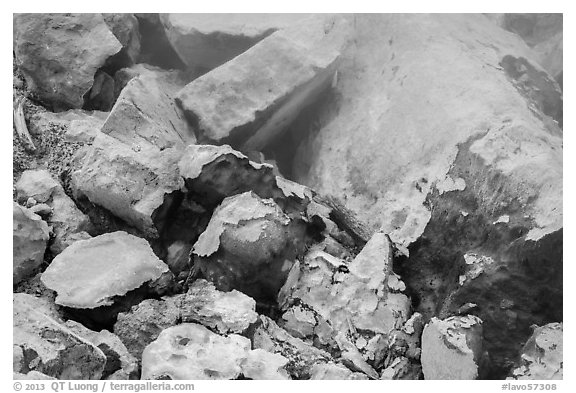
[[181, 279, 258, 334], [508, 323, 562, 380], [176, 15, 350, 150], [13, 203, 49, 285], [71, 133, 184, 238], [13, 14, 121, 110], [41, 232, 169, 308], [13, 293, 106, 379], [421, 315, 484, 380], [193, 191, 307, 299]]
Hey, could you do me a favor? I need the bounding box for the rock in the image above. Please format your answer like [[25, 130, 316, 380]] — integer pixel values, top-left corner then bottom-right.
[[309, 362, 369, 380], [250, 316, 332, 379], [176, 15, 349, 149], [292, 14, 562, 375], [13, 13, 121, 110], [160, 13, 305, 70], [278, 233, 411, 364], [13, 203, 49, 285], [101, 67, 195, 150], [29, 203, 52, 217], [84, 70, 115, 111], [71, 133, 184, 238], [16, 169, 92, 255], [141, 323, 251, 380], [421, 315, 484, 380], [41, 232, 169, 308], [181, 279, 258, 334], [114, 296, 182, 359], [241, 349, 290, 380], [64, 320, 138, 380], [102, 13, 141, 63], [192, 191, 307, 299], [13, 293, 106, 379], [507, 323, 562, 380], [14, 371, 57, 380], [380, 356, 422, 380]]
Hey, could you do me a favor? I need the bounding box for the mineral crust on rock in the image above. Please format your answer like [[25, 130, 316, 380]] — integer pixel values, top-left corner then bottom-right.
[[176, 15, 349, 150], [421, 315, 484, 380], [13, 293, 106, 379], [507, 323, 563, 380], [41, 232, 169, 308], [13, 14, 122, 110], [13, 203, 49, 285]]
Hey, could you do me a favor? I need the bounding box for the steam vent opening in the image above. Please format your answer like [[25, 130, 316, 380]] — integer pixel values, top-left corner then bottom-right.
[[13, 12, 563, 382]]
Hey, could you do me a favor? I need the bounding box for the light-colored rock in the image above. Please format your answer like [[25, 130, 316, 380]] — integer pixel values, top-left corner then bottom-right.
[[13, 293, 106, 379], [160, 13, 306, 70], [176, 15, 349, 150], [181, 279, 257, 334], [508, 323, 562, 380], [64, 320, 138, 380], [421, 315, 483, 380], [193, 191, 307, 299], [241, 349, 290, 380], [141, 323, 251, 380], [71, 133, 184, 237], [114, 296, 182, 359], [41, 232, 169, 308], [309, 362, 369, 380], [13, 203, 49, 285], [101, 68, 195, 150], [14, 371, 57, 380], [13, 13, 121, 109], [102, 13, 141, 63]]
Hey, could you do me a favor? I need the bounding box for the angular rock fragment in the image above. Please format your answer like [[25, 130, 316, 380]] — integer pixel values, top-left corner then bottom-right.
[[309, 362, 369, 380], [13, 14, 121, 110], [250, 316, 332, 379], [114, 296, 182, 359], [181, 279, 258, 334], [71, 133, 184, 237], [278, 233, 411, 363], [13, 203, 49, 285], [41, 232, 169, 308], [102, 13, 141, 63], [160, 13, 307, 70], [14, 371, 57, 380], [421, 315, 484, 380], [13, 293, 106, 379], [101, 67, 195, 150], [241, 349, 290, 380], [176, 15, 349, 150], [141, 323, 251, 380], [16, 169, 92, 255], [192, 191, 307, 299], [507, 323, 562, 380], [380, 356, 422, 380]]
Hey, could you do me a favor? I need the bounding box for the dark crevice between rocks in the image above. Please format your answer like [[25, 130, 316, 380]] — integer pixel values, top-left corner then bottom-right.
[[98, 343, 122, 379], [135, 15, 186, 70]]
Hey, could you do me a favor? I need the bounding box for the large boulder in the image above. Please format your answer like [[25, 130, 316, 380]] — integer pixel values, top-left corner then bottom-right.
[[421, 315, 484, 380], [507, 323, 562, 380], [41, 232, 169, 309], [292, 14, 562, 375], [13, 14, 121, 110], [13, 293, 106, 379], [71, 133, 184, 238], [159, 13, 305, 70], [176, 15, 350, 150], [13, 203, 49, 285], [192, 191, 307, 299]]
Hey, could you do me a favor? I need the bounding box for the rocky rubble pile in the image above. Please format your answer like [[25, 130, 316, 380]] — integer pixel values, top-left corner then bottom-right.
[[13, 13, 562, 380]]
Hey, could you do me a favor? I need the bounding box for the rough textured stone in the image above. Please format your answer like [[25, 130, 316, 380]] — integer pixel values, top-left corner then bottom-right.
[[507, 323, 562, 380], [13, 14, 121, 110], [41, 232, 169, 308], [16, 169, 92, 255], [102, 67, 195, 150], [13, 293, 106, 379], [141, 323, 251, 380], [160, 13, 306, 70], [421, 315, 484, 380], [114, 296, 182, 360], [193, 191, 307, 299], [71, 133, 184, 237], [176, 15, 349, 149], [181, 279, 258, 334], [309, 362, 369, 380], [241, 349, 290, 380], [278, 233, 411, 366], [292, 14, 562, 375], [102, 13, 141, 63], [14, 371, 57, 380], [13, 203, 49, 285]]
